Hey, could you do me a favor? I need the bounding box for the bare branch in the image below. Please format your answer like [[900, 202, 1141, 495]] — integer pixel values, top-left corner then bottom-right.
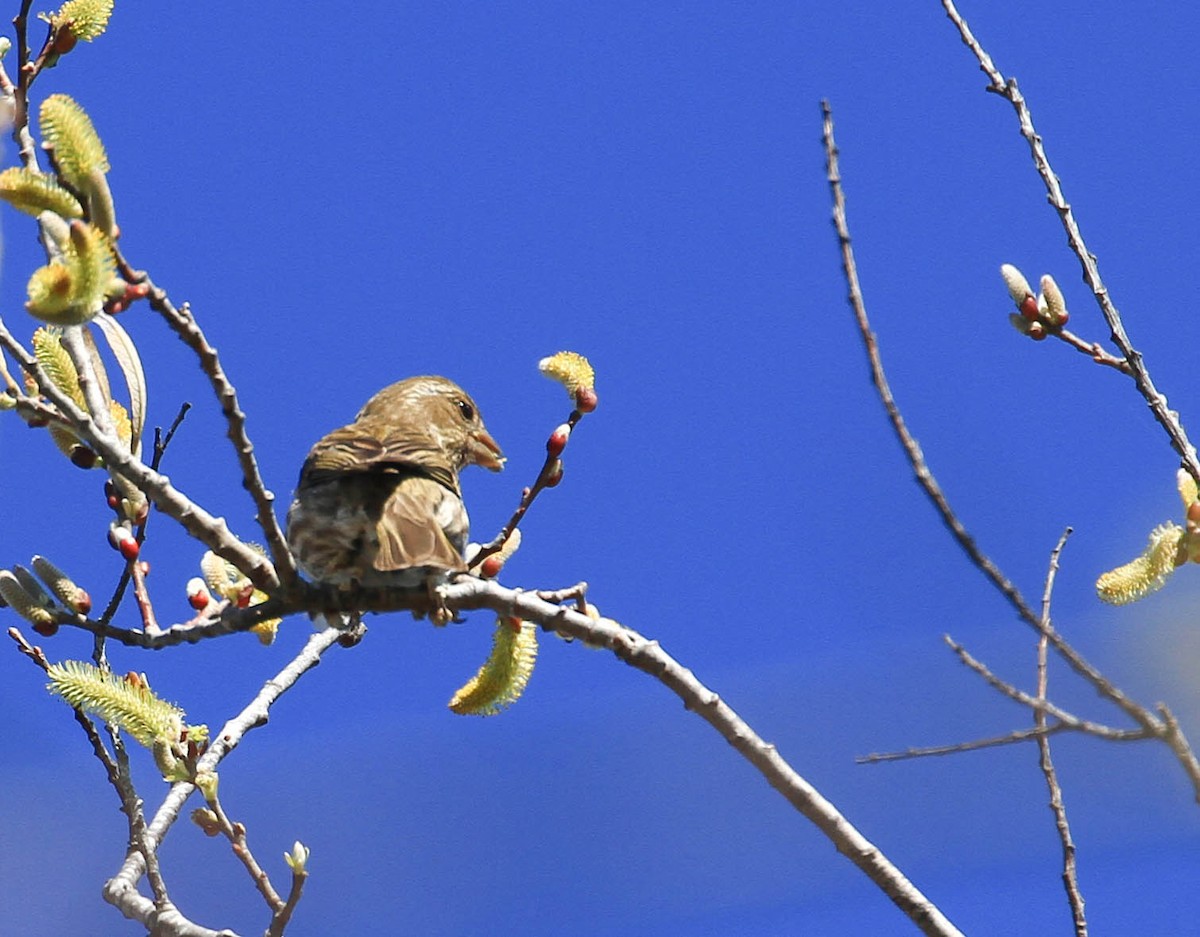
[[443, 578, 964, 937], [1035, 531, 1087, 936]]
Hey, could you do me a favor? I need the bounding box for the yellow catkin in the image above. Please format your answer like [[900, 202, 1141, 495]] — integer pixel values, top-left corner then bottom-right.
[[538, 350, 595, 395], [1096, 523, 1184, 605], [449, 618, 539, 715]]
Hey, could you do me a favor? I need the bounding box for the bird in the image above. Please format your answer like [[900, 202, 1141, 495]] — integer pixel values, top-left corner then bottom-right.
[[286, 376, 504, 592]]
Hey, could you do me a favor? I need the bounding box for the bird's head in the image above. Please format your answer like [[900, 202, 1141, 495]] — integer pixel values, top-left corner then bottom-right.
[[358, 376, 505, 474]]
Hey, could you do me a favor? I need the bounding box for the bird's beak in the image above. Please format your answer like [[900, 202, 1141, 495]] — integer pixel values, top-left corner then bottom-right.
[[470, 429, 506, 471]]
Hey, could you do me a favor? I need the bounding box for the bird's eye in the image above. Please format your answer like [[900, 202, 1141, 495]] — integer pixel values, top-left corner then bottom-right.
[[456, 399, 475, 421]]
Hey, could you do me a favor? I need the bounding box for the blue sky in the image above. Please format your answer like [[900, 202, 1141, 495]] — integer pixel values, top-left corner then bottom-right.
[[3, 2, 1200, 934]]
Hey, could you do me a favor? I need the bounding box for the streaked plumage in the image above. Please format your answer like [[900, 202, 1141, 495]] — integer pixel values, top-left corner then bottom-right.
[[286, 376, 503, 588]]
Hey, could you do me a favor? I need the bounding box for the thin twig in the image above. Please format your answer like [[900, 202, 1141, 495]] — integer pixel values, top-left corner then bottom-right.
[[1052, 328, 1131, 374], [266, 863, 307, 937], [858, 722, 1148, 765], [10, 0, 39, 168], [944, 636, 1138, 740], [1036, 530, 1087, 936], [471, 408, 587, 568], [130, 560, 159, 633], [204, 794, 284, 913], [123, 276, 297, 593], [98, 402, 193, 633], [940, 0, 1200, 485]]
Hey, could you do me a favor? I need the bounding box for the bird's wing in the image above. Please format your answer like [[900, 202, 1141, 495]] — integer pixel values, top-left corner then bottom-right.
[[302, 423, 458, 491], [373, 476, 468, 573]]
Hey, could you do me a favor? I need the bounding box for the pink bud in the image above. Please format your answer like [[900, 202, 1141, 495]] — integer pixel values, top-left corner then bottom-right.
[[546, 423, 571, 457], [543, 459, 564, 488], [1019, 296, 1040, 321]]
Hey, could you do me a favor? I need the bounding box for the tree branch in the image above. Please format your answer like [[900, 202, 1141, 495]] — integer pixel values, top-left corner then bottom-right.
[[940, 0, 1200, 485]]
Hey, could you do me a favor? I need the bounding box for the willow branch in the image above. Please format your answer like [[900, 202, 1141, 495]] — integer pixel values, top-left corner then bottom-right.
[[941, 0, 1200, 485], [0, 316, 280, 593], [103, 627, 342, 933]]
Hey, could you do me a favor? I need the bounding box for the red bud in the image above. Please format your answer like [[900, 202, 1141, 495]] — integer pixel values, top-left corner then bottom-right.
[[1019, 296, 1040, 321], [32, 620, 58, 637], [574, 387, 598, 413], [108, 523, 139, 560], [480, 556, 504, 579], [543, 459, 564, 488], [73, 591, 92, 615], [51, 27, 77, 55]]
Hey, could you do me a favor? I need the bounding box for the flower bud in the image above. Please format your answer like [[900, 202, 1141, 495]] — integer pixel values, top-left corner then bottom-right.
[[1000, 264, 1034, 305], [284, 841, 311, 874], [31, 555, 91, 614], [186, 577, 211, 611], [190, 808, 221, 837], [543, 459, 564, 488], [1039, 274, 1069, 326], [575, 387, 598, 413], [107, 522, 139, 561], [546, 423, 571, 457]]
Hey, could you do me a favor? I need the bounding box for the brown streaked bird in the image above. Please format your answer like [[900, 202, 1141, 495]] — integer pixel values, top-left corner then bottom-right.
[[286, 376, 504, 590]]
